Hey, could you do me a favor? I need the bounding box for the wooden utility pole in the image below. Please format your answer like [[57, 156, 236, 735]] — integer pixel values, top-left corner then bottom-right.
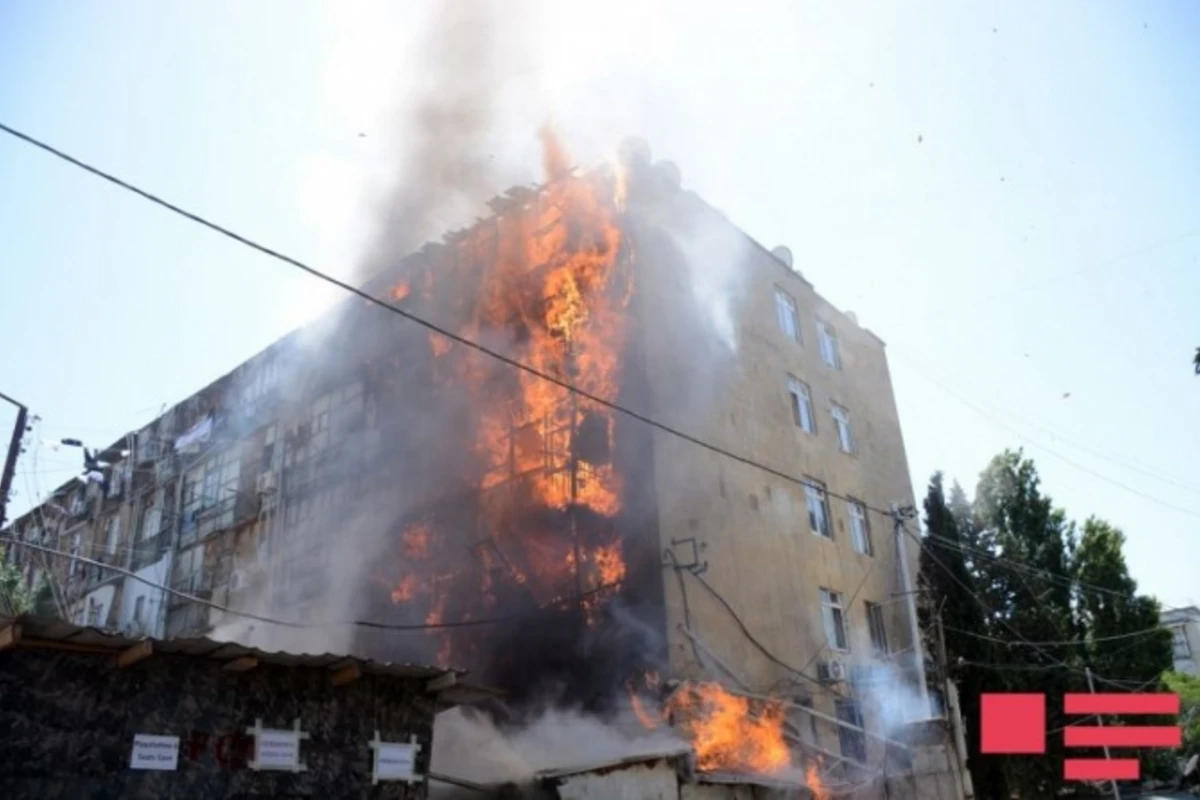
[[0, 391, 29, 530]]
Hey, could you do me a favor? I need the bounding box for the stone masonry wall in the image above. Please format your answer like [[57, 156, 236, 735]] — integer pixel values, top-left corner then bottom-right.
[[0, 648, 437, 799]]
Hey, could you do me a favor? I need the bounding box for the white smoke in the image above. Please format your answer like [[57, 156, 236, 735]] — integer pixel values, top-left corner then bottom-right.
[[430, 705, 688, 789]]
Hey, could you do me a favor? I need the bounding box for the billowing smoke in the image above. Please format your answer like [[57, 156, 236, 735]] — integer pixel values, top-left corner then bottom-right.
[[353, 0, 534, 284]]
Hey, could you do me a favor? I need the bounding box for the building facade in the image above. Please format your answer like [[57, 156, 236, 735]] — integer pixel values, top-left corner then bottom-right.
[[1164, 606, 1200, 676], [3, 141, 965, 797]]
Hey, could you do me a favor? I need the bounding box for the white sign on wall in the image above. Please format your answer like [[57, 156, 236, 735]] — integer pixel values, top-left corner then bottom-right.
[[246, 718, 309, 772], [369, 732, 422, 784], [129, 734, 180, 771]]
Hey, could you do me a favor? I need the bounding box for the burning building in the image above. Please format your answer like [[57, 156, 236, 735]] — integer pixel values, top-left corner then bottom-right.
[[4, 134, 969, 798]]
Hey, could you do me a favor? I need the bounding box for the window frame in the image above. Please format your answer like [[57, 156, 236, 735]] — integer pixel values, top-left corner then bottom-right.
[[775, 287, 801, 343], [805, 481, 832, 539], [835, 699, 867, 764], [848, 500, 872, 555], [831, 402, 854, 453], [788, 375, 816, 434], [865, 600, 889, 657], [817, 319, 842, 370], [820, 587, 849, 652]]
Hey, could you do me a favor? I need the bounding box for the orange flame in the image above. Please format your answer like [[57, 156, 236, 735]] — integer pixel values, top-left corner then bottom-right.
[[806, 763, 830, 800], [383, 128, 632, 665], [666, 682, 791, 774]]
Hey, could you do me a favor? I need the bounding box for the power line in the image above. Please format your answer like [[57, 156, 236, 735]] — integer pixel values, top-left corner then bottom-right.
[[906, 523, 1145, 692], [945, 624, 1165, 648], [894, 350, 1200, 520], [0, 120, 906, 529], [1, 536, 622, 633]]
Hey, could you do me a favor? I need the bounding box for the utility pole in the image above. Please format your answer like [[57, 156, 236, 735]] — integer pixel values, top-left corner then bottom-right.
[[1085, 666, 1122, 800], [0, 391, 29, 531], [893, 503, 931, 718]]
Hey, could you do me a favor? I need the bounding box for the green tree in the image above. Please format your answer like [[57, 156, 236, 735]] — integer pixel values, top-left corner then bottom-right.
[[0, 546, 33, 616], [973, 450, 1082, 798], [1163, 671, 1200, 784], [919, 473, 1009, 800], [1073, 518, 1172, 685]]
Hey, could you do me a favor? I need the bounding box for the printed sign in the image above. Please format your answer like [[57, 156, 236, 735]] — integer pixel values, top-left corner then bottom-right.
[[130, 734, 180, 771], [369, 732, 423, 784], [245, 718, 309, 772]]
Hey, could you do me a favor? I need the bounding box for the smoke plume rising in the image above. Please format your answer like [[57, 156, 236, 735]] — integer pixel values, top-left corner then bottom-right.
[[355, 0, 535, 283]]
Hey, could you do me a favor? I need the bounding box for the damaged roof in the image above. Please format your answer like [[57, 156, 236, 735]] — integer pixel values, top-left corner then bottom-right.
[[0, 614, 500, 705]]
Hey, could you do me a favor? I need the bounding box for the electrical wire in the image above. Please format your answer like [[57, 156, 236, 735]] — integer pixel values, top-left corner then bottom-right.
[[1, 535, 623, 633], [943, 623, 1167, 648], [0, 121, 908, 529], [893, 349, 1200, 520], [906, 523, 1149, 692]]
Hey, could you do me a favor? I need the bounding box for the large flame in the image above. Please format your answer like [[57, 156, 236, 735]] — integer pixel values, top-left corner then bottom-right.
[[384, 128, 631, 666], [632, 681, 792, 775]]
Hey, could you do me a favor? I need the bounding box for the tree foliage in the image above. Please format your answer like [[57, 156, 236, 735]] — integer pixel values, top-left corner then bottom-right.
[[0, 546, 32, 616], [920, 450, 1173, 798]]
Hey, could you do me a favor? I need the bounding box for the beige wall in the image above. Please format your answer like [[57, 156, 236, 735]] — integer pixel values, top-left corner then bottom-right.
[[635, 191, 924, 758]]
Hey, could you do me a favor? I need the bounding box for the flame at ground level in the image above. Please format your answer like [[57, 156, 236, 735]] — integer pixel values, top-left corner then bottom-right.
[[653, 682, 790, 775], [806, 763, 830, 800]]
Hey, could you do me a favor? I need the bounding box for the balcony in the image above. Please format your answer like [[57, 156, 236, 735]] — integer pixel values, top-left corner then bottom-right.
[[130, 531, 170, 571]]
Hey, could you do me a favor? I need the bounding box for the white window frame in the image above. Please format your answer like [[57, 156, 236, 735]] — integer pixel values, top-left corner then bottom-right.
[[1173, 626, 1191, 659], [788, 376, 815, 434], [133, 595, 146, 625], [817, 320, 842, 369], [820, 588, 849, 652], [848, 500, 871, 555], [866, 601, 889, 656], [805, 481, 832, 539], [831, 403, 854, 453], [775, 287, 801, 343]]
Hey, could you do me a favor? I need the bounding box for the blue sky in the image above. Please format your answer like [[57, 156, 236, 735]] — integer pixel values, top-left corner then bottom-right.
[[1, 1, 1197, 609]]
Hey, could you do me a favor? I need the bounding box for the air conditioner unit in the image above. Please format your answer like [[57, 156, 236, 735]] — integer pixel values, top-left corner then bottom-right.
[[256, 472, 276, 494], [818, 659, 848, 683]]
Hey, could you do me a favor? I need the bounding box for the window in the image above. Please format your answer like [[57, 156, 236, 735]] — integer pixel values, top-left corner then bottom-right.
[[820, 588, 849, 651], [775, 287, 800, 342], [86, 598, 102, 627], [788, 376, 815, 433], [831, 403, 853, 453], [104, 516, 121, 555], [848, 500, 872, 555], [835, 699, 867, 764], [1173, 626, 1192, 660], [176, 545, 204, 592], [133, 595, 146, 624], [817, 320, 842, 369], [805, 482, 831, 538], [866, 601, 889, 656]]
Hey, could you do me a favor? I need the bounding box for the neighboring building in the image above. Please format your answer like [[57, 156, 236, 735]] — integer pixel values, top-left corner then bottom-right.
[[2, 140, 966, 797], [1164, 606, 1200, 676], [0, 614, 494, 798]]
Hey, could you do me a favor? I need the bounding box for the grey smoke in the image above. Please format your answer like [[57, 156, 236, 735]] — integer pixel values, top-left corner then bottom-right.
[[354, 0, 534, 283]]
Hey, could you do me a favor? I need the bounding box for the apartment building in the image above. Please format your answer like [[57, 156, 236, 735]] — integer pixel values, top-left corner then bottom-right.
[[1164, 606, 1200, 676], [3, 142, 965, 797]]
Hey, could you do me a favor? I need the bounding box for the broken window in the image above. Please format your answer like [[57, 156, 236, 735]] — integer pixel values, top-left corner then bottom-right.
[[820, 588, 848, 651], [775, 287, 801, 343], [805, 481, 831, 538], [788, 376, 815, 434]]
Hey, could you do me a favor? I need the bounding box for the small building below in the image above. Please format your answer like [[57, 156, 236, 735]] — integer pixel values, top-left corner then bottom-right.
[[0, 615, 495, 799]]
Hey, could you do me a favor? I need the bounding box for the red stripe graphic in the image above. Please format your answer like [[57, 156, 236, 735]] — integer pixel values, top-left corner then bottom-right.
[[1064, 726, 1182, 748], [1063, 758, 1141, 781], [1063, 693, 1179, 715]]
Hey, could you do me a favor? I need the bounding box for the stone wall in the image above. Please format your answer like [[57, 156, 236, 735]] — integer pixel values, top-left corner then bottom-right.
[[0, 648, 437, 799]]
